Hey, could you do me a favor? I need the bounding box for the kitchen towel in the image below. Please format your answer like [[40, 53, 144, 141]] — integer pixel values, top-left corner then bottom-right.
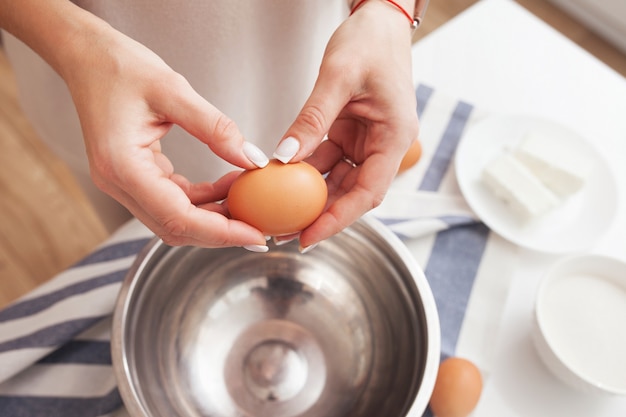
[[373, 83, 518, 373], [0, 84, 518, 417]]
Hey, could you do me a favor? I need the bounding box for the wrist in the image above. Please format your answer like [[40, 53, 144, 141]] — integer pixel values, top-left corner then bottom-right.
[[348, 0, 428, 29]]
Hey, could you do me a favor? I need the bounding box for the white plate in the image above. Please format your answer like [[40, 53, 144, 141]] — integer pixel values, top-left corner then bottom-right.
[[455, 114, 618, 253]]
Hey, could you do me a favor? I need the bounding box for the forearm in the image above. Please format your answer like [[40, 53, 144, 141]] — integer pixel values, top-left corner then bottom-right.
[[0, 0, 112, 80]]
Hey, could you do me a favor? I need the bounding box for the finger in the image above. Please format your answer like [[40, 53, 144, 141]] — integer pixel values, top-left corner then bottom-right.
[[196, 201, 229, 218], [273, 233, 300, 246], [303, 139, 344, 174], [108, 158, 266, 247], [277, 64, 353, 163], [170, 170, 241, 206], [136, 191, 266, 248], [299, 152, 397, 248], [149, 76, 260, 170]]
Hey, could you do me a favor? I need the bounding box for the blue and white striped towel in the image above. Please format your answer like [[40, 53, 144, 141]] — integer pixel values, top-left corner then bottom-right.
[[0, 84, 518, 417]]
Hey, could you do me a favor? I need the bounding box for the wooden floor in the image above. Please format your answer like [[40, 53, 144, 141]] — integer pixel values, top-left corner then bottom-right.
[[0, 50, 109, 308], [1, 0, 626, 308]]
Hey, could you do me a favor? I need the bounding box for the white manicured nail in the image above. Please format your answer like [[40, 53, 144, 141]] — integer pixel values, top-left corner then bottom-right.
[[273, 137, 300, 163], [243, 141, 269, 168], [298, 243, 318, 254], [244, 244, 269, 253], [274, 235, 298, 246]]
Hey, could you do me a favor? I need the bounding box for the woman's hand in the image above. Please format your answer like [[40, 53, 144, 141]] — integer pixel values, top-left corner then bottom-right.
[[64, 26, 271, 248], [276, 0, 419, 249], [1, 0, 270, 249]]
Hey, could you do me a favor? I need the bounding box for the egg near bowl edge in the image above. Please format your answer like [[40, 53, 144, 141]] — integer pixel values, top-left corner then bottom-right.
[[429, 357, 483, 417], [397, 139, 422, 174], [228, 160, 328, 236]]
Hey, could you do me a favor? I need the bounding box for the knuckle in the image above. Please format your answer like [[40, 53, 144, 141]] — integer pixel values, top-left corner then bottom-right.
[[161, 71, 191, 95], [89, 158, 116, 193], [298, 104, 327, 134], [157, 217, 188, 246], [357, 183, 386, 211], [323, 53, 358, 80], [369, 191, 386, 210], [170, 71, 191, 88], [211, 113, 239, 141]]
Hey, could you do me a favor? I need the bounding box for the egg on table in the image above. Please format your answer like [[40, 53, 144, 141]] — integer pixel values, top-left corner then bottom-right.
[[227, 160, 328, 236], [397, 139, 423, 174], [429, 357, 483, 417]]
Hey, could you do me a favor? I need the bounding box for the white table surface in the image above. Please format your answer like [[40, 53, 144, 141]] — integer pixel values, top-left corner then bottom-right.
[[412, 0, 626, 415]]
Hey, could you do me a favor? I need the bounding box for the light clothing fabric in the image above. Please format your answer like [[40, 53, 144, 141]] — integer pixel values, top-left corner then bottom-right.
[[3, 0, 347, 231]]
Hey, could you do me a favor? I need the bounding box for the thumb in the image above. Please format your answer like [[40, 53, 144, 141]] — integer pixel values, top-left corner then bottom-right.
[[274, 73, 351, 163]]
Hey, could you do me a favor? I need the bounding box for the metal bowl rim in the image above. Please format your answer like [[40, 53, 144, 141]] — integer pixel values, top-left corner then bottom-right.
[[111, 214, 441, 417]]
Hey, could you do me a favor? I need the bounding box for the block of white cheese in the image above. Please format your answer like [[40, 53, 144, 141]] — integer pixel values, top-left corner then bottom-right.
[[482, 154, 560, 221], [514, 132, 593, 197]]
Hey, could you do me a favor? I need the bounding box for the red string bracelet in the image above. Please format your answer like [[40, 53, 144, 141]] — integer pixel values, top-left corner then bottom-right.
[[350, 0, 418, 30]]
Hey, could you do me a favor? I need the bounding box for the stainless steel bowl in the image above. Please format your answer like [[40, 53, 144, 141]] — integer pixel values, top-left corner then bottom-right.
[[112, 215, 440, 417]]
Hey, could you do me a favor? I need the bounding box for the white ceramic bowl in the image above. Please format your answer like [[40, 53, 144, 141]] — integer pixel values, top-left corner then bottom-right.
[[532, 254, 626, 396]]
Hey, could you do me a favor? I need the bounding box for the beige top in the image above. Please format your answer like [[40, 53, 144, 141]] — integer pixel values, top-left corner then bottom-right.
[[3, 0, 346, 230]]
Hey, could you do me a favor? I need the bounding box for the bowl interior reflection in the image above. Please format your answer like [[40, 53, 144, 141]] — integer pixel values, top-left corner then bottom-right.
[[114, 218, 437, 417]]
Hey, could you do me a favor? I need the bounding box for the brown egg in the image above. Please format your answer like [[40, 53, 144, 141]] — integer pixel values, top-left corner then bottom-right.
[[398, 139, 423, 174], [228, 160, 327, 236], [429, 357, 483, 417]]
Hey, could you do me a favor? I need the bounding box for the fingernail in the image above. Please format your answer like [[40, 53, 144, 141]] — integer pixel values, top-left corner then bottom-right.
[[298, 243, 318, 254], [244, 244, 269, 253], [274, 234, 299, 246], [273, 136, 300, 163], [243, 141, 269, 168]]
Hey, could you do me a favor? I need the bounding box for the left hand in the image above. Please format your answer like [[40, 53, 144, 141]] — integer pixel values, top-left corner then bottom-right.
[[276, 0, 419, 249]]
